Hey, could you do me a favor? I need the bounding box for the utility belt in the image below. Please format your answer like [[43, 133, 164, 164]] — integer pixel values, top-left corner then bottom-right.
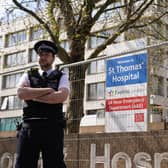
[[16, 118, 66, 130]]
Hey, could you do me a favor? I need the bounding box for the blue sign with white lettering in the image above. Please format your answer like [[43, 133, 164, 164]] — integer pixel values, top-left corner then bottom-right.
[[106, 53, 147, 87]]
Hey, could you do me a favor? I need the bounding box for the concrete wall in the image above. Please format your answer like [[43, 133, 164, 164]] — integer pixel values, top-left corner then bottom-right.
[[1, 131, 168, 168]]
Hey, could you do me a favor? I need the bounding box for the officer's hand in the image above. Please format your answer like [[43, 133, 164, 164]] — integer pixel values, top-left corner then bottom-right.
[[48, 88, 55, 94]]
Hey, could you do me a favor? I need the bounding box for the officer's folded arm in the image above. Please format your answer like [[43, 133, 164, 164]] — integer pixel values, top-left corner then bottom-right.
[[17, 86, 55, 100], [33, 87, 69, 104]]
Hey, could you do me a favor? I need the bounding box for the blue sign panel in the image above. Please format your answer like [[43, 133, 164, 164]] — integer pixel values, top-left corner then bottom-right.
[[106, 53, 147, 87]]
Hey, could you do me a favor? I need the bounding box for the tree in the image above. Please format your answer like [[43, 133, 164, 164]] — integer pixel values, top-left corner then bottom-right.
[[9, 0, 168, 133]]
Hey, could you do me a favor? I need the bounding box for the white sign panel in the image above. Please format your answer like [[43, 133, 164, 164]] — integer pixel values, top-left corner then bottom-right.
[[105, 50, 148, 132]]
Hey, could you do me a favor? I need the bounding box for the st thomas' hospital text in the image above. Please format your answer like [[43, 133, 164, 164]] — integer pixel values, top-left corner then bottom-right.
[[0, 144, 168, 168], [108, 62, 144, 83]]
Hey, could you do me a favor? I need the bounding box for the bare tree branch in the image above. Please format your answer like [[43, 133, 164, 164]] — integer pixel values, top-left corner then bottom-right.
[[76, 3, 85, 27], [88, 0, 155, 60], [7, 0, 168, 133], [129, 11, 168, 29], [126, 0, 134, 19], [128, 0, 154, 23], [12, 0, 70, 63], [55, 0, 76, 38], [76, 0, 95, 34], [47, 0, 59, 39], [88, 26, 127, 60], [140, 24, 167, 41], [12, 0, 56, 41], [128, 0, 146, 19], [92, 0, 115, 23], [56, 46, 70, 64]]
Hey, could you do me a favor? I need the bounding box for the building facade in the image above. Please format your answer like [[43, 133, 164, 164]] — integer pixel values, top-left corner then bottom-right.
[[0, 18, 41, 132], [0, 0, 168, 135]]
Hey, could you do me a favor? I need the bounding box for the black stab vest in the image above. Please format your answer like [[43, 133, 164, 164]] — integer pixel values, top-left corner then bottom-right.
[[23, 68, 63, 121]]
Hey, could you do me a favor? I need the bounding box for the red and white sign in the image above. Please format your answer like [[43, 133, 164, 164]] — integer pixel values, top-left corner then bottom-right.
[[105, 39, 148, 132], [106, 96, 147, 112]]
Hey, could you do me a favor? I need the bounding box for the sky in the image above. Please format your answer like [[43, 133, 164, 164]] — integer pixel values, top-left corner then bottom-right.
[[0, 0, 47, 23], [0, 0, 12, 12], [0, 0, 42, 23], [0, 0, 15, 23]]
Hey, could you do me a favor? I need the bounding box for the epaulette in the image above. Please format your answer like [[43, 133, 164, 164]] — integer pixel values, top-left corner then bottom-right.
[[48, 69, 62, 79], [28, 68, 39, 77]]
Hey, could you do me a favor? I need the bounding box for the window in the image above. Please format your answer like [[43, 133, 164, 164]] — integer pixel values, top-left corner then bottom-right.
[[92, 2, 121, 23], [6, 30, 27, 47], [152, 23, 164, 40], [166, 24, 168, 39], [5, 51, 26, 67], [133, 0, 145, 11], [30, 27, 47, 41], [0, 95, 22, 111], [88, 29, 122, 49], [87, 82, 105, 100], [3, 72, 23, 89], [156, 0, 167, 11], [0, 95, 23, 111], [158, 76, 164, 96], [60, 40, 70, 52], [151, 75, 164, 96], [29, 48, 38, 63], [86, 109, 105, 118], [97, 109, 105, 118], [89, 61, 96, 74], [151, 105, 163, 115], [86, 110, 97, 115], [88, 59, 105, 74], [88, 35, 105, 49], [167, 79, 168, 98], [0, 36, 3, 48], [0, 117, 22, 131]]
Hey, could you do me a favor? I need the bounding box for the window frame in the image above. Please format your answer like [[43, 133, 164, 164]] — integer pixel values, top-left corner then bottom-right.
[[0, 95, 23, 111], [28, 48, 38, 63], [6, 30, 27, 47], [88, 59, 105, 74], [86, 109, 105, 118], [2, 72, 23, 89], [30, 27, 46, 41], [4, 51, 26, 68], [87, 82, 105, 101]]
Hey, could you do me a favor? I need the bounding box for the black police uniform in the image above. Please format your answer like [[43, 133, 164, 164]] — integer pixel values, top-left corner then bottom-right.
[[15, 41, 67, 168]]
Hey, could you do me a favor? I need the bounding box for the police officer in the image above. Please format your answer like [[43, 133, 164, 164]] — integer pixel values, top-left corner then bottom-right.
[[15, 40, 69, 168]]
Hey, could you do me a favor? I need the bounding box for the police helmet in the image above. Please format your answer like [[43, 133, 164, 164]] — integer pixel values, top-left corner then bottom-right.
[[34, 40, 58, 55]]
